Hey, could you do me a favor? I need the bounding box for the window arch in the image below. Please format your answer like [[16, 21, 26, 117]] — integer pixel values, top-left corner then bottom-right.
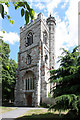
[[27, 54, 31, 65], [25, 32, 33, 47]]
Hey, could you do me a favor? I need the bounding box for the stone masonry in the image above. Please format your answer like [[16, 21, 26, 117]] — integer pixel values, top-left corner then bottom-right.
[[14, 13, 56, 106]]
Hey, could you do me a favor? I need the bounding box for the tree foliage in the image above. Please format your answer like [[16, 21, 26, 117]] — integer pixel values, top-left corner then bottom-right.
[[0, 1, 35, 102], [50, 47, 80, 117], [0, 1, 35, 24], [0, 1, 35, 103], [0, 39, 17, 102]]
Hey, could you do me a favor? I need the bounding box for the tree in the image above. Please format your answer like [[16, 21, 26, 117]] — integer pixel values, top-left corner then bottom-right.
[[0, 1, 35, 25], [0, 1, 35, 103], [0, 39, 17, 103], [8, 59, 17, 101], [50, 47, 80, 118]]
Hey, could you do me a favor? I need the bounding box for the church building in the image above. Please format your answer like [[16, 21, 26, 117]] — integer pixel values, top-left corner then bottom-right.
[[14, 13, 56, 106]]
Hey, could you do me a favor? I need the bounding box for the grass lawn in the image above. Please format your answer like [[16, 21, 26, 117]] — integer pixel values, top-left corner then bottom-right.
[[15, 109, 69, 120], [0, 106, 17, 114]]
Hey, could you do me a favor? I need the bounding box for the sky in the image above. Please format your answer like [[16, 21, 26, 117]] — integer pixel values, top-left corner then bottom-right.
[[0, 0, 80, 68]]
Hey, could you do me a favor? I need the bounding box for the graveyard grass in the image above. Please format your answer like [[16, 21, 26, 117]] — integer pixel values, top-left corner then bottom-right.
[[0, 106, 17, 114], [15, 109, 69, 120]]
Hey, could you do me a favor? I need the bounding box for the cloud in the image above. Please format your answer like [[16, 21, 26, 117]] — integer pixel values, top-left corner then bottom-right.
[[46, 0, 63, 15], [65, 0, 78, 47], [0, 31, 19, 44], [61, 0, 69, 9], [27, 0, 51, 3], [55, 15, 69, 68], [54, 0, 79, 68], [4, 4, 9, 14], [2, 3, 9, 14], [27, 0, 67, 15], [35, 2, 45, 10]]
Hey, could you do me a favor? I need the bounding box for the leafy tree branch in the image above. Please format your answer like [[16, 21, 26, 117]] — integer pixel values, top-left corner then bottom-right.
[[0, 1, 35, 24]]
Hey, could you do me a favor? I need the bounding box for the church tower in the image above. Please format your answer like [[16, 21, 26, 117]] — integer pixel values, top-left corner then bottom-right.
[[14, 13, 56, 106]]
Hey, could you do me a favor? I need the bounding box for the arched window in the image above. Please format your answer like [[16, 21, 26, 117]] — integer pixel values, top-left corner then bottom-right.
[[43, 31, 47, 45], [27, 32, 33, 46], [27, 55, 31, 65], [25, 32, 33, 47], [26, 78, 34, 90], [25, 71, 34, 90]]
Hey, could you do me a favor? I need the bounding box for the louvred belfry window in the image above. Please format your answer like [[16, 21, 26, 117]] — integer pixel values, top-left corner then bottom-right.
[[25, 32, 33, 47]]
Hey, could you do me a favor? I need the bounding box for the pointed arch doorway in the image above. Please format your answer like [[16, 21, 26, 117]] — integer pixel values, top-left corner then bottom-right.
[[24, 71, 35, 106]]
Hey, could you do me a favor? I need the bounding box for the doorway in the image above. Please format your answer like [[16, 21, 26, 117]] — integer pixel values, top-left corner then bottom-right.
[[27, 94, 32, 106]]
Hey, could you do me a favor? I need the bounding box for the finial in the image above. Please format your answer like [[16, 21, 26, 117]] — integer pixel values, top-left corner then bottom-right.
[[50, 13, 51, 17]]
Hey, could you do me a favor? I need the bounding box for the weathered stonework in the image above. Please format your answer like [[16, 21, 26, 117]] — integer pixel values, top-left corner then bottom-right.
[[14, 13, 56, 106]]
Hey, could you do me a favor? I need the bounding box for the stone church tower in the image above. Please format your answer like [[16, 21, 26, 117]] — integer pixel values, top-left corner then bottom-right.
[[14, 13, 56, 106]]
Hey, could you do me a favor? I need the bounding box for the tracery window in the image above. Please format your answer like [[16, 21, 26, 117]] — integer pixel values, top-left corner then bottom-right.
[[25, 32, 33, 47], [26, 78, 34, 90]]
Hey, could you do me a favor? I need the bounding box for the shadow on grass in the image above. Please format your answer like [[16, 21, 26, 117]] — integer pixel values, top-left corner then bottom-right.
[[15, 112, 74, 120]]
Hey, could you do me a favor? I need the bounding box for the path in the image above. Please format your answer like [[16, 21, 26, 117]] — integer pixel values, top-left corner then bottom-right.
[[0, 107, 46, 120]]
